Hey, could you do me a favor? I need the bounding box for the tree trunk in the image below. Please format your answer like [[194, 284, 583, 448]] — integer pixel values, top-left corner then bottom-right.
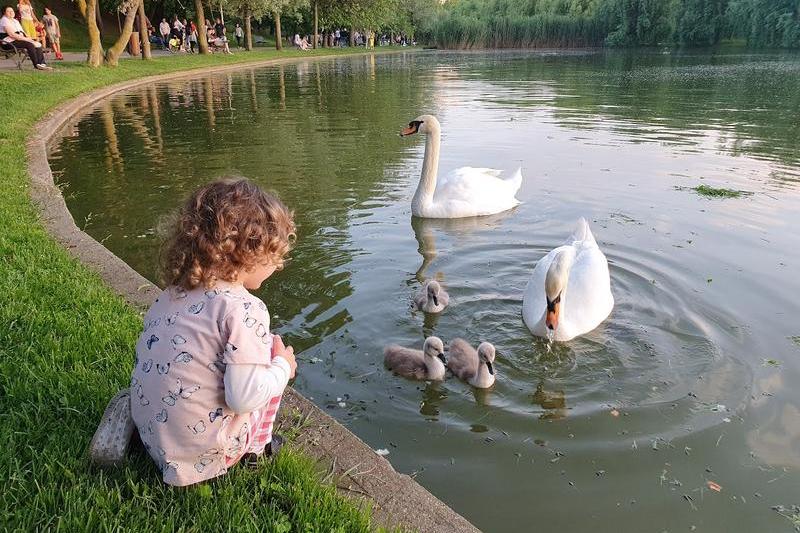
[[138, 0, 151, 59], [244, 8, 252, 50], [349, 26, 355, 47], [313, 0, 318, 49], [105, 0, 141, 66], [78, 0, 103, 67], [195, 0, 209, 54], [274, 11, 282, 50], [96, 1, 105, 40]]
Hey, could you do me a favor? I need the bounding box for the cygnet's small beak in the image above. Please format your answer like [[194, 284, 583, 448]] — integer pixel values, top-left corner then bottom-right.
[[486, 361, 494, 375], [437, 352, 447, 365], [431, 294, 439, 307]]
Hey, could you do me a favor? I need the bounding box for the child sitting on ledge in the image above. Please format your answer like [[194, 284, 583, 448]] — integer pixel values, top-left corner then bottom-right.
[[130, 178, 298, 486]]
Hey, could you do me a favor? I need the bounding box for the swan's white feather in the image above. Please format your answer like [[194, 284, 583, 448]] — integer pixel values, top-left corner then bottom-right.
[[422, 166, 522, 218], [522, 218, 613, 341]]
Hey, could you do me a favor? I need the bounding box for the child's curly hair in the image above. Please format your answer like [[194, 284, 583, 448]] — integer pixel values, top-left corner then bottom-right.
[[162, 178, 295, 290]]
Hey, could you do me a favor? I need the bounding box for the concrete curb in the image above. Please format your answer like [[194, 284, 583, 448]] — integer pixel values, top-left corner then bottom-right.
[[27, 53, 479, 533]]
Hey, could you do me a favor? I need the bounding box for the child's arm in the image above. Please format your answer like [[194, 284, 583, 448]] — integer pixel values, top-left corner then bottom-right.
[[220, 304, 297, 415], [223, 358, 291, 414]]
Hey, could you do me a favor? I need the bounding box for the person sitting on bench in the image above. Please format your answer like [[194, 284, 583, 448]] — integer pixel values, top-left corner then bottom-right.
[[1, 5, 50, 70]]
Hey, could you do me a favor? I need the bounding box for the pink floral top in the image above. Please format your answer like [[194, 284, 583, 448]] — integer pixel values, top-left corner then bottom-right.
[[130, 282, 275, 486]]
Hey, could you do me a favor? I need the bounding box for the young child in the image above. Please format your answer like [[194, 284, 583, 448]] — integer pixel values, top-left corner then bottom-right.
[[130, 178, 298, 486]]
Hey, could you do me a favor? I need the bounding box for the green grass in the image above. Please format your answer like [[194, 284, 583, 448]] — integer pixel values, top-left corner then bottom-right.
[[0, 47, 400, 532], [692, 184, 745, 198]]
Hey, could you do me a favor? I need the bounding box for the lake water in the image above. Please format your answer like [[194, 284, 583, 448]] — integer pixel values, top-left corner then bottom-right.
[[50, 50, 800, 532]]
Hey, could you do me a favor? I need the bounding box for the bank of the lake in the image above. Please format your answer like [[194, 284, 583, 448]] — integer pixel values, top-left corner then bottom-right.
[[0, 48, 405, 531]]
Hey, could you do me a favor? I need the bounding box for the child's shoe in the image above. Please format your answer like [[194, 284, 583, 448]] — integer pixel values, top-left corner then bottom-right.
[[267, 434, 284, 457], [241, 434, 285, 469]]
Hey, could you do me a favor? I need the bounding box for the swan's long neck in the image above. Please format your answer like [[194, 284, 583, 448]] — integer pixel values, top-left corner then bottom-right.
[[425, 355, 446, 380], [412, 125, 440, 214], [472, 363, 494, 388], [541, 248, 576, 325]]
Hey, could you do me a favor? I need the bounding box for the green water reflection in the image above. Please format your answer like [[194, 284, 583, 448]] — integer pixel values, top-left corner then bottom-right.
[[51, 50, 800, 532]]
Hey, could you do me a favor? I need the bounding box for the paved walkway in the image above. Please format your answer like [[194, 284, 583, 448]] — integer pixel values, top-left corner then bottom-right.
[[2, 48, 179, 71]]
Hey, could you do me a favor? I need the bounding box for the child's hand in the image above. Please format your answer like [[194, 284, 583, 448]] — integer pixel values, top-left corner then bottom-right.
[[272, 335, 297, 379]]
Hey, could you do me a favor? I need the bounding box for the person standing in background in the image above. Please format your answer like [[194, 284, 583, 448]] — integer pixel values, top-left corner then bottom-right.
[[16, 0, 38, 41], [188, 20, 198, 53], [234, 22, 243, 49], [181, 18, 189, 51], [41, 7, 62, 59], [159, 18, 170, 50], [213, 17, 225, 42], [172, 16, 184, 50]]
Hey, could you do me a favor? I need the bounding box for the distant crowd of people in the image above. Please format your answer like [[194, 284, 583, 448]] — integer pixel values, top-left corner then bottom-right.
[[3, 3, 416, 72], [290, 29, 414, 50], [147, 16, 238, 55], [1, 0, 62, 70]]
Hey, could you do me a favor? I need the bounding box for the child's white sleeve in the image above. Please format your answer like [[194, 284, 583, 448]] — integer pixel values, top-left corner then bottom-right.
[[221, 298, 290, 414], [224, 357, 291, 414]]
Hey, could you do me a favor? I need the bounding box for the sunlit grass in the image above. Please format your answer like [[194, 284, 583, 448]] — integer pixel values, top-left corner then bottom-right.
[[0, 48, 398, 531]]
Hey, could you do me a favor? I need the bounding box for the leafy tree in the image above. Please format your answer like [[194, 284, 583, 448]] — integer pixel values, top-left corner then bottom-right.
[[673, 0, 728, 45], [736, 0, 800, 47]]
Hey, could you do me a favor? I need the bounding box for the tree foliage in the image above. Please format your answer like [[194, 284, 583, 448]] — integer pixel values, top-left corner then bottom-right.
[[423, 0, 800, 48], [76, 0, 800, 61]]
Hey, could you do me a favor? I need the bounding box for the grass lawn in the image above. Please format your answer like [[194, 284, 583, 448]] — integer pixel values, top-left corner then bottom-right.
[[0, 48, 399, 531]]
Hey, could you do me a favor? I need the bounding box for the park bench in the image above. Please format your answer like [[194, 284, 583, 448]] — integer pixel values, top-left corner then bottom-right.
[[1, 40, 28, 70]]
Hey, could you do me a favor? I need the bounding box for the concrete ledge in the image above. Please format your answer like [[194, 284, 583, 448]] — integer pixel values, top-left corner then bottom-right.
[[27, 53, 479, 533]]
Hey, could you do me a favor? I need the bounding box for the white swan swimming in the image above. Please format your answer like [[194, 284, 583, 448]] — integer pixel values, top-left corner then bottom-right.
[[522, 218, 614, 342], [401, 115, 522, 219]]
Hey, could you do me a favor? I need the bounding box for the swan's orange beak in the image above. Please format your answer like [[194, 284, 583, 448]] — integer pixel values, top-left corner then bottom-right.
[[400, 120, 422, 137], [545, 297, 561, 331]]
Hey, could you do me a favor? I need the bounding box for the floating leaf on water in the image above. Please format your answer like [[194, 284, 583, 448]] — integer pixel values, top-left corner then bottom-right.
[[690, 185, 746, 198], [610, 409, 620, 417], [762, 358, 781, 367], [707, 480, 722, 492]]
